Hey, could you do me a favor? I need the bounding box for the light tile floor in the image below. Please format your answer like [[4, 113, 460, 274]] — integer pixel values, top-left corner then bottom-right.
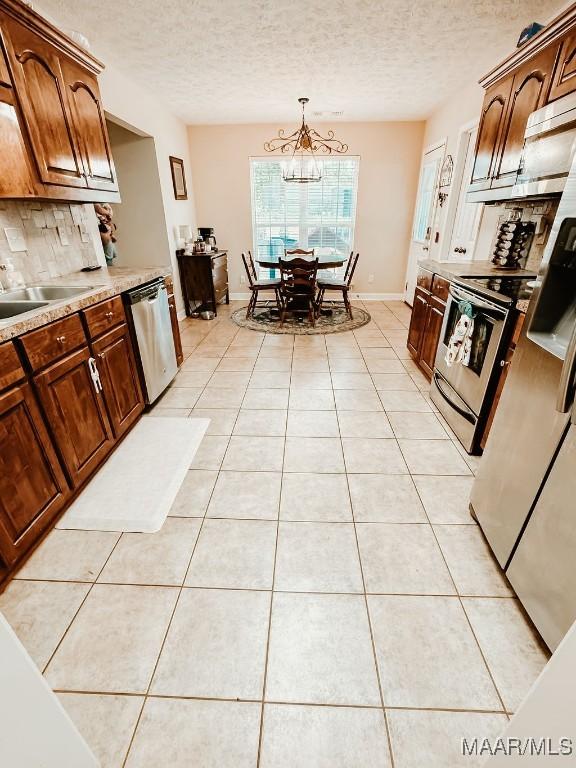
[[0, 299, 550, 767]]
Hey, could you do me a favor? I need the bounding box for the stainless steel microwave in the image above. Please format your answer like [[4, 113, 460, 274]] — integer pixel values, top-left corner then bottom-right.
[[512, 92, 576, 198]]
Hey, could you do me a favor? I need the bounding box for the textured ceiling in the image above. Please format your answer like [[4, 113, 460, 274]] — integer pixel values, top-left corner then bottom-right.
[[38, 0, 566, 124]]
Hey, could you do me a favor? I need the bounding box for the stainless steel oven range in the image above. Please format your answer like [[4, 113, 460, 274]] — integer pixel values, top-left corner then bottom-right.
[[430, 276, 535, 454]]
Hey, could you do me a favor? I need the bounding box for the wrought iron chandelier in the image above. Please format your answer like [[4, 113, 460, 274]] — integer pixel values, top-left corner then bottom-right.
[[264, 97, 348, 183]]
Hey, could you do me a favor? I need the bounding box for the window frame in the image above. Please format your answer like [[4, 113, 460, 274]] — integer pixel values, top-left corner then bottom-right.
[[249, 155, 360, 278]]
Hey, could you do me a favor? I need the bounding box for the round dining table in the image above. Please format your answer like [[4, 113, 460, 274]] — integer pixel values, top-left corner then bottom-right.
[[256, 254, 346, 270]]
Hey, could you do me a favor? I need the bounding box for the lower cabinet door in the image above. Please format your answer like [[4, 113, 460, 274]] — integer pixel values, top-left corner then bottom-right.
[[0, 382, 69, 565], [407, 288, 430, 359], [167, 294, 184, 366], [419, 296, 446, 379], [92, 323, 144, 439], [33, 346, 114, 488]]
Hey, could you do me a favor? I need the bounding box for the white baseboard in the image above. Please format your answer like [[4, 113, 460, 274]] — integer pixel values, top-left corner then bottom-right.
[[351, 292, 404, 301], [177, 308, 187, 321], [229, 292, 252, 301]]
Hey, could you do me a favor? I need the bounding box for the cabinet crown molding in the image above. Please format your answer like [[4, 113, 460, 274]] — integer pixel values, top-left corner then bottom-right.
[[479, 3, 576, 88], [0, 0, 104, 74]]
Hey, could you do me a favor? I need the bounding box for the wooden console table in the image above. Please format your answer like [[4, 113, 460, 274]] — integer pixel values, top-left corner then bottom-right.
[[176, 250, 229, 317]]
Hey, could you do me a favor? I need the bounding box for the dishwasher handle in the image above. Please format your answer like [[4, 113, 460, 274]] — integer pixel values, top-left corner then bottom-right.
[[127, 279, 165, 305]]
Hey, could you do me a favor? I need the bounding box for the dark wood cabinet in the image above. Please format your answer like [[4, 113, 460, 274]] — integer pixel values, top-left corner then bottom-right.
[[549, 31, 576, 101], [0, 286, 158, 590], [92, 323, 144, 439], [0, 0, 119, 201], [3, 16, 86, 188], [467, 4, 576, 197], [419, 295, 446, 379], [491, 46, 558, 188], [0, 379, 69, 566], [469, 46, 557, 194], [407, 270, 447, 380], [33, 345, 114, 488], [470, 78, 513, 191], [61, 58, 117, 192], [0, 35, 36, 196], [167, 293, 184, 366], [177, 250, 229, 317], [407, 287, 429, 358]]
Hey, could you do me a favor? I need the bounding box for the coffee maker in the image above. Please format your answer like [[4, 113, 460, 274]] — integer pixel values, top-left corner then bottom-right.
[[198, 227, 217, 252]]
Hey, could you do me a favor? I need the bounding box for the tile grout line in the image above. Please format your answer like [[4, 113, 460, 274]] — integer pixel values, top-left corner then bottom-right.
[[337, 388, 397, 768], [39, 530, 126, 678], [255, 331, 294, 768], [121, 325, 249, 767], [399, 438, 511, 717]]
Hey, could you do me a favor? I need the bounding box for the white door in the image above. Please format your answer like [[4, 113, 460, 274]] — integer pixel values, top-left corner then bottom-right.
[[404, 144, 444, 304], [448, 126, 484, 261]]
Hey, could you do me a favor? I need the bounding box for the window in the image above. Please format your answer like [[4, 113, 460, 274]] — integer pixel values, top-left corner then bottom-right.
[[250, 156, 359, 278]]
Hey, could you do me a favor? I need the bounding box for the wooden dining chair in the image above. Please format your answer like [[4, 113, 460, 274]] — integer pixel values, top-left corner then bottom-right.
[[278, 257, 319, 327], [316, 252, 359, 320], [285, 247, 315, 257], [241, 252, 281, 319], [246, 250, 258, 281]]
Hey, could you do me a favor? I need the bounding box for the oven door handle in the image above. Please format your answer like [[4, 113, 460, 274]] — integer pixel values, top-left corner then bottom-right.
[[449, 285, 506, 315], [433, 372, 476, 424]]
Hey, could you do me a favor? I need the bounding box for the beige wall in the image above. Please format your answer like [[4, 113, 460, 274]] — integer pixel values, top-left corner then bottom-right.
[[98, 66, 197, 314], [188, 121, 425, 297], [420, 83, 493, 263], [106, 121, 170, 269]]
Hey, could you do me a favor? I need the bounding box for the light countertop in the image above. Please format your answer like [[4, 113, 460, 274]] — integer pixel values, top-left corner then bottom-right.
[[418, 259, 537, 281], [0, 266, 169, 342]]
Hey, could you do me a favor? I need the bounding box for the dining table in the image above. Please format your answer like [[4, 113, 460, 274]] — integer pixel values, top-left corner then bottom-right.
[[256, 254, 346, 270], [255, 253, 347, 319]]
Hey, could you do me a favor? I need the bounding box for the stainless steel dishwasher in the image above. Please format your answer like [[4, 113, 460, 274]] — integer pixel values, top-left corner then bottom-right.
[[126, 279, 178, 404]]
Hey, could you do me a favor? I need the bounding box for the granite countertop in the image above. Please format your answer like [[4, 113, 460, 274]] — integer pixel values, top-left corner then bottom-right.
[[0, 266, 169, 342], [418, 259, 537, 280]]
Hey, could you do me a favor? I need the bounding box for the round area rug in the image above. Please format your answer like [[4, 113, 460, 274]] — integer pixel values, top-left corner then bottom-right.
[[231, 304, 371, 335]]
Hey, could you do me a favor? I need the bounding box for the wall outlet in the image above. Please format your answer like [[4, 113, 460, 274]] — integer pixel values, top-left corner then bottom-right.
[[239, 274, 246, 285], [368, 273, 374, 284]]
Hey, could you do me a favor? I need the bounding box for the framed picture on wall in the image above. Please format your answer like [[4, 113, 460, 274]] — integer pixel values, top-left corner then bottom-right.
[[169, 156, 187, 200]]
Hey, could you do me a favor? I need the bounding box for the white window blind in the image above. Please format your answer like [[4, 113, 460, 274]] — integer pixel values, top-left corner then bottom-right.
[[250, 156, 359, 278]]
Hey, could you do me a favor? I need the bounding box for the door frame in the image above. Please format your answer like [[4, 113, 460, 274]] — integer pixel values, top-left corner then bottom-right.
[[404, 138, 446, 304], [440, 119, 481, 261]]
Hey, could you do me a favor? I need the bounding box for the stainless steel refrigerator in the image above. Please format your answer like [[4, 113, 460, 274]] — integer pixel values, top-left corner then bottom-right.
[[470, 159, 576, 651]]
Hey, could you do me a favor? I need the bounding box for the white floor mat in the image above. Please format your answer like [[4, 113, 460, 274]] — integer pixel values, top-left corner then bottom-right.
[[58, 416, 209, 533]]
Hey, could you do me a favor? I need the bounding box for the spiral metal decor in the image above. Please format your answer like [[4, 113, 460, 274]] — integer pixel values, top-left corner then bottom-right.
[[264, 98, 348, 183]]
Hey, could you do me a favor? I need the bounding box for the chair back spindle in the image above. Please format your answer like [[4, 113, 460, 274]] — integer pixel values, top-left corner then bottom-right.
[[241, 252, 255, 288]]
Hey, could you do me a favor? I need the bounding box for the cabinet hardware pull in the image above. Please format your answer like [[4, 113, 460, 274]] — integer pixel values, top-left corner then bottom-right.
[[56, 335, 66, 344], [500, 360, 511, 368], [105, 311, 114, 319], [88, 356, 103, 393]]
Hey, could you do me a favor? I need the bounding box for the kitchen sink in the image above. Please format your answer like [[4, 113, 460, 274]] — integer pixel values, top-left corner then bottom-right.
[[0, 301, 49, 319], [0, 285, 95, 302]]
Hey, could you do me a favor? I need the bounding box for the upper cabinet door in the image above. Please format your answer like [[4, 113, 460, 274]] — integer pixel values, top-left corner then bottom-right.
[[469, 78, 513, 191], [548, 31, 576, 102], [2, 18, 87, 188], [61, 59, 118, 192], [0, 34, 37, 197], [491, 45, 559, 188]]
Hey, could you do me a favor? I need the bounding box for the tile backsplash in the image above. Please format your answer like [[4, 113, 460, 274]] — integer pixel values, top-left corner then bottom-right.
[[0, 201, 105, 288]]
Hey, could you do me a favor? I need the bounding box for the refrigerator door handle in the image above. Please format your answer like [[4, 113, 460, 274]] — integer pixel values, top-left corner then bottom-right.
[[557, 322, 576, 413]]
